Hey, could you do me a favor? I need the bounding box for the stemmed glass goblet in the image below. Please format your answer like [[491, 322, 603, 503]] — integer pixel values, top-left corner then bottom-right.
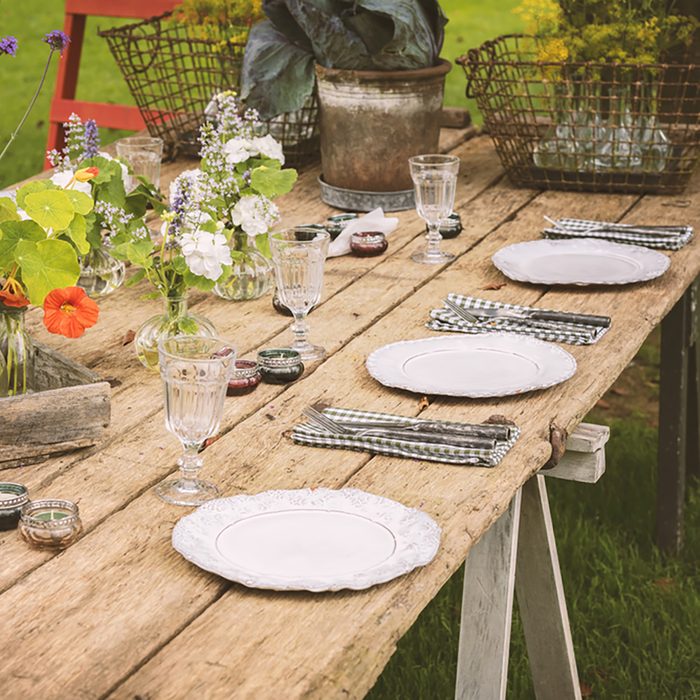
[[156, 335, 236, 506], [269, 228, 330, 361], [409, 154, 460, 265]]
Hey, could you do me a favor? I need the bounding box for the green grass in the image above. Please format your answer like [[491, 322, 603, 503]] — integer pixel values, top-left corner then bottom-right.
[[2, 3, 698, 697]]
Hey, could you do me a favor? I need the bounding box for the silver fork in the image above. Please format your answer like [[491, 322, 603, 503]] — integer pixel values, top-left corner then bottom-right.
[[443, 298, 479, 323]]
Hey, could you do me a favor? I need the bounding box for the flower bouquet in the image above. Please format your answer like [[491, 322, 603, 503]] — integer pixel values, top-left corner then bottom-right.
[[47, 114, 160, 299], [113, 92, 296, 369]]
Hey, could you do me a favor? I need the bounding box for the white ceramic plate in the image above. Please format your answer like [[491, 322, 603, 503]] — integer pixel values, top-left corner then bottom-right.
[[172, 488, 441, 592], [492, 238, 670, 285], [366, 333, 576, 397]]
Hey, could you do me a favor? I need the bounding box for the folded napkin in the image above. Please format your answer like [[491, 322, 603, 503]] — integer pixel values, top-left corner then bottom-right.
[[292, 407, 520, 467], [427, 294, 610, 346], [544, 217, 693, 250], [328, 207, 399, 257]]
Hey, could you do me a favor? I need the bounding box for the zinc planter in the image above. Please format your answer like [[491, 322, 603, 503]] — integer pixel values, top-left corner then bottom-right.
[[315, 60, 451, 200]]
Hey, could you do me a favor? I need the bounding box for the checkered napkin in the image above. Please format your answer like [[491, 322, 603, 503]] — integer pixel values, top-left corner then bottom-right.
[[291, 407, 520, 467], [427, 294, 609, 346], [543, 217, 693, 250]]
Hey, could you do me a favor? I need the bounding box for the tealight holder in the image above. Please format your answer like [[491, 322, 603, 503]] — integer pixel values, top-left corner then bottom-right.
[[19, 499, 82, 549], [426, 212, 463, 239], [350, 231, 388, 257], [326, 213, 359, 240], [257, 348, 304, 384], [227, 359, 262, 396], [0, 483, 29, 531], [294, 224, 328, 241]]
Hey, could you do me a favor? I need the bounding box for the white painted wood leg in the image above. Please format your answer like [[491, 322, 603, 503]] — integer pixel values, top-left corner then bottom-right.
[[455, 489, 522, 700], [515, 475, 581, 700]]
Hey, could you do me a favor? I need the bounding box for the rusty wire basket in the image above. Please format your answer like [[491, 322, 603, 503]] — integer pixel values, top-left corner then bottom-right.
[[99, 14, 320, 166], [458, 35, 700, 194]]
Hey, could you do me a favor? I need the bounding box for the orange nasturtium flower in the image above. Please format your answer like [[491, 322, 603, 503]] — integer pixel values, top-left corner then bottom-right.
[[74, 166, 99, 182], [0, 278, 30, 308], [43, 286, 99, 338]]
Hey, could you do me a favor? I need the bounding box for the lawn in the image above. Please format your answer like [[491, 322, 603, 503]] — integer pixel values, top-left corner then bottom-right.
[[1, 1, 698, 697]]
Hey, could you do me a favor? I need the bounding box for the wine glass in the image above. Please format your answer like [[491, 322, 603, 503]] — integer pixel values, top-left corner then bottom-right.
[[269, 228, 330, 361], [409, 154, 460, 264], [156, 335, 236, 506]]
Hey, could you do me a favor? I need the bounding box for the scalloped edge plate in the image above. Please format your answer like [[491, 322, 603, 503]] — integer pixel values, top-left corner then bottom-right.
[[172, 488, 441, 592], [492, 237, 670, 286], [366, 333, 576, 398]]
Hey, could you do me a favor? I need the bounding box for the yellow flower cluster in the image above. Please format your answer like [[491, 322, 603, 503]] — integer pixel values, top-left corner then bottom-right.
[[536, 37, 569, 64], [514, 0, 561, 36], [173, 0, 265, 42]]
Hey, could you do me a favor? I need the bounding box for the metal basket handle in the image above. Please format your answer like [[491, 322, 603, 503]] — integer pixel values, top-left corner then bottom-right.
[[459, 40, 498, 100]]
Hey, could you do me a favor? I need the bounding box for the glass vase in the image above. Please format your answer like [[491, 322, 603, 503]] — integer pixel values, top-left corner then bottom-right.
[[214, 232, 273, 302], [133, 295, 216, 370], [0, 307, 34, 397], [78, 246, 126, 299]]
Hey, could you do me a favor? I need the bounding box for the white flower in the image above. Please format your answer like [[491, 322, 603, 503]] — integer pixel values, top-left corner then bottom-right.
[[50, 170, 92, 196], [251, 134, 285, 165], [98, 151, 129, 182], [180, 230, 232, 281], [223, 137, 255, 165], [230, 195, 279, 237]]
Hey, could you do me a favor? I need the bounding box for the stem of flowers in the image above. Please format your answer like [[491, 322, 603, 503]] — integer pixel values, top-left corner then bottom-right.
[[0, 48, 56, 163]]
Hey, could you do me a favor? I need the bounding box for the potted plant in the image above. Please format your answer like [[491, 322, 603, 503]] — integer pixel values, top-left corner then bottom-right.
[[241, 0, 450, 206]]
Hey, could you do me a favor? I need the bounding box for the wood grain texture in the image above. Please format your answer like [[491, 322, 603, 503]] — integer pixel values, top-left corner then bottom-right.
[[0, 134, 698, 700]]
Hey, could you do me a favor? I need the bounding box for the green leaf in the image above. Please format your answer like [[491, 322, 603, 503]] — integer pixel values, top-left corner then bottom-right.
[[81, 156, 120, 185], [250, 165, 298, 198], [14, 238, 80, 304], [177, 317, 199, 334], [24, 190, 76, 231], [0, 220, 46, 268], [124, 268, 147, 287], [59, 213, 89, 255], [64, 190, 93, 216], [184, 268, 217, 291], [0, 197, 20, 223], [126, 237, 155, 266], [15, 180, 54, 210], [255, 232, 272, 259], [172, 255, 188, 274]]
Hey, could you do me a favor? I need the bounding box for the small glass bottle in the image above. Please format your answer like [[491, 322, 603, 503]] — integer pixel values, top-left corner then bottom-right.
[[214, 231, 274, 301], [0, 307, 34, 396], [227, 360, 262, 396], [134, 295, 217, 370], [350, 231, 388, 257], [257, 348, 304, 384], [78, 246, 126, 299]]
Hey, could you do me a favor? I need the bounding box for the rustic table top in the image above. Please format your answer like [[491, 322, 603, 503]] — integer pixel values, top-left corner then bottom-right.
[[1, 130, 698, 699]]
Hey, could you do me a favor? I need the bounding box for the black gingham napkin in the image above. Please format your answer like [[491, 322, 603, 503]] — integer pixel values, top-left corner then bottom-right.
[[292, 407, 520, 467], [544, 217, 692, 250], [427, 294, 609, 345]]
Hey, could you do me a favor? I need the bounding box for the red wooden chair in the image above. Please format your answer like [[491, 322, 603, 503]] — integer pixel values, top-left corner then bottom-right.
[[44, 0, 178, 168]]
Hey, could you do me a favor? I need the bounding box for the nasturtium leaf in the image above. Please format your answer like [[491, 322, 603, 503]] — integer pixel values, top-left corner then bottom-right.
[[178, 317, 199, 334], [81, 156, 120, 185], [0, 220, 46, 268], [14, 238, 80, 304], [59, 213, 89, 255], [250, 165, 298, 198], [64, 190, 93, 216], [16, 180, 54, 210], [0, 197, 20, 223], [23, 190, 76, 231], [126, 238, 154, 267]]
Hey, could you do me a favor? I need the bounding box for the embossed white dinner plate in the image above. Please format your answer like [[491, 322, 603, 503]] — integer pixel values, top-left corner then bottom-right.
[[492, 238, 669, 285], [172, 488, 441, 592], [366, 334, 576, 397]]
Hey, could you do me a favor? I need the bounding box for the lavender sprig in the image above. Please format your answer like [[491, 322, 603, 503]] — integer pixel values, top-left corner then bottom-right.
[[0, 36, 18, 57]]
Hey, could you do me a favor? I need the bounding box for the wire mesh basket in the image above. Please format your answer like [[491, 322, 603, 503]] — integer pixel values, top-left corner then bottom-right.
[[458, 35, 700, 194], [99, 14, 320, 167]]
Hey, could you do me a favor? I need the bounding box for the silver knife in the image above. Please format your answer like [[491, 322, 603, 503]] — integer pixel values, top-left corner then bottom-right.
[[473, 306, 611, 328]]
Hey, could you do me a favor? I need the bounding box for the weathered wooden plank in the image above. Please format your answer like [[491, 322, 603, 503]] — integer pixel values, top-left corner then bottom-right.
[[544, 448, 605, 484], [564, 423, 610, 454], [456, 490, 521, 700], [515, 476, 581, 700]]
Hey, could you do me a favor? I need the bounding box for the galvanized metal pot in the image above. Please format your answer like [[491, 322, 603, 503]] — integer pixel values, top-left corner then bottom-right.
[[315, 60, 451, 193]]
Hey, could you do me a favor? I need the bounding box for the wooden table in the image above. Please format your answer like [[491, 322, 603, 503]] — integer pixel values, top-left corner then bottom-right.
[[1, 131, 698, 699]]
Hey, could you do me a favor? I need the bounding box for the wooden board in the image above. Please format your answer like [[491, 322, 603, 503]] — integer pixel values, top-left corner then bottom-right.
[[0, 133, 698, 699]]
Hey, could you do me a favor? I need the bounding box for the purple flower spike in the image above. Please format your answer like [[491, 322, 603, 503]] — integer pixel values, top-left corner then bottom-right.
[[0, 36, 18, 57], [43, 30, 70, 55], [83, 119, 100, 158]]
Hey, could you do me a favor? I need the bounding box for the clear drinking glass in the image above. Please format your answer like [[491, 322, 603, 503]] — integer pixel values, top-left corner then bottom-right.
[[409, 154, 460, 265], [116, 136, 164, 191], [269, 228, 330, 362], [157, 335, 236, 506]]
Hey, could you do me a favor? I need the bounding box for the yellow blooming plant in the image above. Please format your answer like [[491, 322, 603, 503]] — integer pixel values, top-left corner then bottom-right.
[[173, 0, 264, 44]]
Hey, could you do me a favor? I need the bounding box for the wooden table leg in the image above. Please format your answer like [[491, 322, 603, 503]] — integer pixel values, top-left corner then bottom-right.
[[656, 283, 695, 553], [686, 280, 700, 482], [455, 490, 521, 700], [515, 475, 581, 700]]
